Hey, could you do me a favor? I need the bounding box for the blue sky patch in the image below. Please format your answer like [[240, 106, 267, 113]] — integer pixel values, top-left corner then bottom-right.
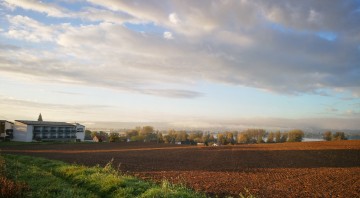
[[316, 32, 337, 41]]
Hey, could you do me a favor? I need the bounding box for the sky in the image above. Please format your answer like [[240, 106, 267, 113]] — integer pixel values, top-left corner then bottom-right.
[[0, 0, 360, 130]]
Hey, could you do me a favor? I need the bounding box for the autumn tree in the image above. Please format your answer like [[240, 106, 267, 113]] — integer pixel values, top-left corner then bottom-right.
[[275, 131, 281, 143], [99, 131, 109, 141], [267, 132, 275, 143], [126, 128, 143, 142], [188, 132, 203, 143], [208, 134, 215, 143], [280, 132, 288, 142], [85, 130, 92, 140], [91, 131, 98, 138], [237, 133, 250, 144], [202, 133, 210, 146], [217, 133, 225, 145], [323, 131, 332, 141], [175, 131, 188, 142], [157, 132, 164, 143], [332, 132, 347, 140], [126, 129, 139, 138], [139, 126, 153, 142], [163, 129, 176, 144], [237, 129, 266, 144], [109, 132, 120, 142], [287, 129, 304, 142], [225, 132, 235, 145]]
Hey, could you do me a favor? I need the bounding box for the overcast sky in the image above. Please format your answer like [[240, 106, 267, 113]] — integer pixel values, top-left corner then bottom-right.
[[0, 0, 359, 130]]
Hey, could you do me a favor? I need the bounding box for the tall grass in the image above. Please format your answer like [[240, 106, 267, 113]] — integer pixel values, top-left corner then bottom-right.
[[1, 154, 205, 198], [0, 154, 30, 198]]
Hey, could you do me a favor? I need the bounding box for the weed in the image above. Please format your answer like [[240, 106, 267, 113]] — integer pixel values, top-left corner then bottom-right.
[[239, 188, 256, 198]]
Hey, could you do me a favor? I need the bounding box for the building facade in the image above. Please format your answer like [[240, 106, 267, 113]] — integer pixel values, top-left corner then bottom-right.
[[0, 120, 14, 140], [13, 120, 85, 142]]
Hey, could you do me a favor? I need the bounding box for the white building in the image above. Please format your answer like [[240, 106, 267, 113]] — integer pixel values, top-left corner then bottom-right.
[[74, 123, 85, 142], [0, 120, 14, 140], [13, 120, 85, 142]]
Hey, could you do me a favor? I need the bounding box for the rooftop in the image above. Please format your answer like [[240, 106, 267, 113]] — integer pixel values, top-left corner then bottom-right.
[[15, 120, 75, 127], [0, 120, 14, 124]]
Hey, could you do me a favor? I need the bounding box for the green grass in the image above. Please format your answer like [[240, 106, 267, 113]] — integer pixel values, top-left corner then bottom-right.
[[1, 154, 205, 198]]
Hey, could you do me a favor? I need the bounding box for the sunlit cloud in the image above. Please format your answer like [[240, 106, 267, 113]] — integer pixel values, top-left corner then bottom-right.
[[0, 0, 359, 129]]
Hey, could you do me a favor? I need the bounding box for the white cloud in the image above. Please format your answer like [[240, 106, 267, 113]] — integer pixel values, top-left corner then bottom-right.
[[168, 13, 180, 24], [163, 31, 173, 39], [308, 9, 321, 23], [0, 0, 359, 100], [3, 0, 68, 17], [4, 15, 61, 42], [76, 7, 132, 24]]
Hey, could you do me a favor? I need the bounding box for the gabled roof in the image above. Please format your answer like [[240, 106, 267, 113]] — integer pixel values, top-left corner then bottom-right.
[[15, 120, 75, 127]]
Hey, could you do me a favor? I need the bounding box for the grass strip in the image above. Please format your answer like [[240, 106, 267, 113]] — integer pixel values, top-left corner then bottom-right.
[[2, 154, 205, 198]]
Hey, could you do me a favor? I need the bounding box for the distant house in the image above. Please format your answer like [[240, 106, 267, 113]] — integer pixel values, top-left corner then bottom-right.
[[93, 135, 106, 142], [0, 120, 14, 141], [13, 120, 85, 142]]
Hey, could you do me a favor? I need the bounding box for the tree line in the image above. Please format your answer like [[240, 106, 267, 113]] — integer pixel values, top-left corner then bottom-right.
[[322, 131, 347, 141], [85, 127, 341, 145]]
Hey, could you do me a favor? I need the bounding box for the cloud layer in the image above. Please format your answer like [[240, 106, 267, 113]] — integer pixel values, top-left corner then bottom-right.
[[0, 0, 359, 99]]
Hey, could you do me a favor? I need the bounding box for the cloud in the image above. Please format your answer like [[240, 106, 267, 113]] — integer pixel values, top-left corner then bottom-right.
[[168, 13, 180, 24], [4, 15, 61, 42], [141, 89, 203, 98], [0, 95, 112, 110], [326, 107, 339, 112], [0, 95, 120, 121], [75, 6, 133, 23], [344, 110, 360, 117], [3, 0, 68, 17], [0, 0, 359, 99], [163, 31, 173, 39]]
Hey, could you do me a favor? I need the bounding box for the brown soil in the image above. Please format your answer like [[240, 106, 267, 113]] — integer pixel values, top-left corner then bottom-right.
[[1, 141, 359, 197]]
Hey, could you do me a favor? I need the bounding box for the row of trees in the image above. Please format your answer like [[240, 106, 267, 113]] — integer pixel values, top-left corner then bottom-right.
[[88, 126, 308, 145], [87, 127, 349, 144], [237, 129, 304, 144], [323, 131, 347, 141]]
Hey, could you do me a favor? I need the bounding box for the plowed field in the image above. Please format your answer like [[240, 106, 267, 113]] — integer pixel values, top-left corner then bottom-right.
[[1, 140, 359, 197]]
